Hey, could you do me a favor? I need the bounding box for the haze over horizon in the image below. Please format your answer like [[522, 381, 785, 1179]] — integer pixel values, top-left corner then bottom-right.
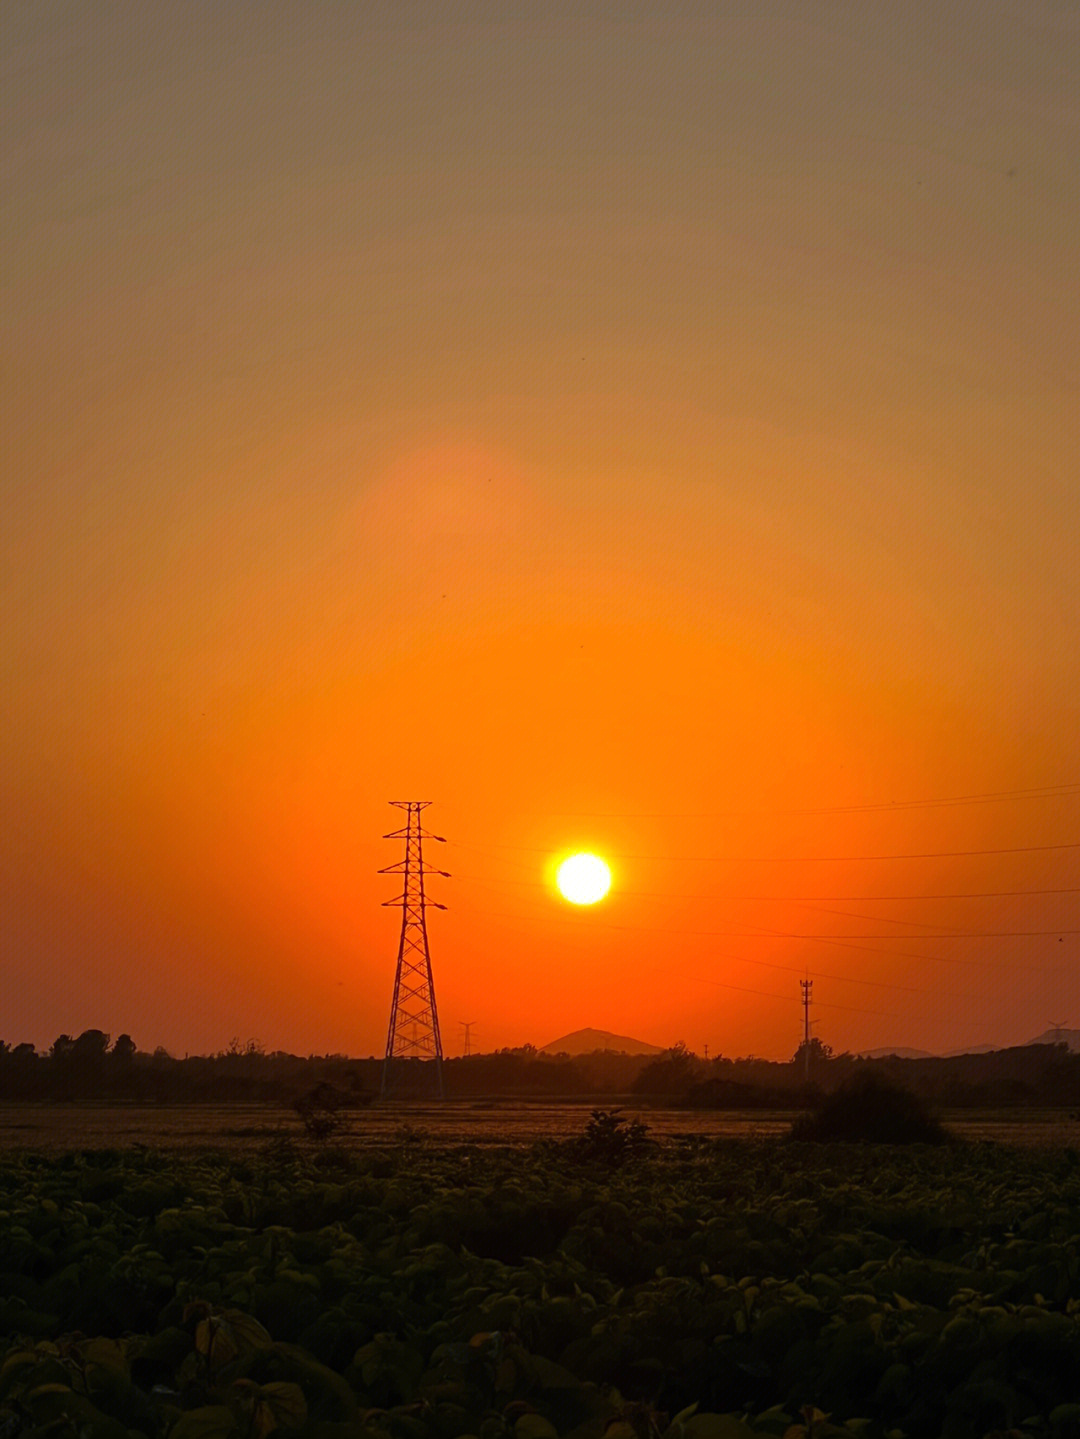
[[3, 3, 1078, 1063]]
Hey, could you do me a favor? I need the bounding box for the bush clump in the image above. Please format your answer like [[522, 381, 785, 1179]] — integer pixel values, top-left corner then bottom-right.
[[294, 1080, 352, 1140], [575, 1107, 652, 1165], [789, 1069, 949, 1144]]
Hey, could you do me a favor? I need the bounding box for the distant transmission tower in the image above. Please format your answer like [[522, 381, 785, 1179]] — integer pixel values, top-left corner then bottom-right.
[[459, 1020, 477, 1057], [1050, 1018, 1069, 1045], [380, 802, 449, 1098], [800, 978, 813, 1083]]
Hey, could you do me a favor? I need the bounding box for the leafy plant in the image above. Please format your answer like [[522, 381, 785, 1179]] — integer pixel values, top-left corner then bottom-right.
[[7, 1125, 1080, 1437], [576, 1109, 652, 1166], [293, 1082, 348, 1141]]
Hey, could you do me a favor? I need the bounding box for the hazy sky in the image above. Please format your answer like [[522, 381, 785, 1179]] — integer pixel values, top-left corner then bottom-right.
[[3, 1, 1078, 1060]]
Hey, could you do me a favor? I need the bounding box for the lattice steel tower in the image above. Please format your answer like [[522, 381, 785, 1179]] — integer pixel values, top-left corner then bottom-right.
[[800, 978, 813, 1083], [380, 801, 448, 1098]]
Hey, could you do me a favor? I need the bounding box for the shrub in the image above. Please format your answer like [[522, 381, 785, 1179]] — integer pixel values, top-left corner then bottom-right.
[[294, 1081, 350, 1141], [789, 1070, 949, 1144], [576, 1108, 652, 1165]]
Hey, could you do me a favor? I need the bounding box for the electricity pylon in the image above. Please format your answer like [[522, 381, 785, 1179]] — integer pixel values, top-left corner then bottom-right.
[[459, 1020, 477, 1057], [800, 978, 813, 1083], [380, 802, 448, 1099]]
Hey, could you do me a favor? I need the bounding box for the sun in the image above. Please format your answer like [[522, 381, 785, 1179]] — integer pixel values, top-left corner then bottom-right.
[[556, 852, 612, 905]]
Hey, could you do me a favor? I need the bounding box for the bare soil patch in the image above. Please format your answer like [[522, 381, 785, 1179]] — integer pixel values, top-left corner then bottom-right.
[[0, 1100, 1075, 1151]]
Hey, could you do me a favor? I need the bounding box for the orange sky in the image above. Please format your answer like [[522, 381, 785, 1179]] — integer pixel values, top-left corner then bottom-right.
[[3, 2, 1078, 1060]]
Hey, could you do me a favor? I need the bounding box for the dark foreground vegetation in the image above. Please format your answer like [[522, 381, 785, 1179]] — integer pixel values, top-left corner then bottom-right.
[[4, 1112, 1080, 1439], [788, 1073, 948, 1146], [4, 1032, 1080, 1112]]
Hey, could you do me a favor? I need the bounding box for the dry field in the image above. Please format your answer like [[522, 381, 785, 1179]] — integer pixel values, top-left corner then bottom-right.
[[0, 1100, 1076, 1151]]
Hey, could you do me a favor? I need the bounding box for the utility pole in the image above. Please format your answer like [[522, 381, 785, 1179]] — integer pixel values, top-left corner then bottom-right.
[[380, 802, 448, 1099], [459, 1020, 476, 1057], [800, 978, 813, 1084]]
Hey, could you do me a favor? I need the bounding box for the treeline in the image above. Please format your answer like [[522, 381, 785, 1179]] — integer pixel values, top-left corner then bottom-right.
[[0, 1033, 375, 1105], [2, 1030, 1079, 1108], [649, 1040, 1080, 1110], [0, 1033, 648, 1104]]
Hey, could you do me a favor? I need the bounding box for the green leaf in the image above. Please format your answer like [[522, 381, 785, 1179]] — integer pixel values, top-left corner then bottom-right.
[[170, 1404, 241, 1439], [196, 1312, 273, 1375], [684, 1417, 756, 1439], [669, 1404, 700, 1428], [0, 1351, 39, 1391], [269, 1344, 359, 1420], [515, 1417, 560, 1439], [80, 1338, 129, 1375], [259, 1383, 308, 1430]]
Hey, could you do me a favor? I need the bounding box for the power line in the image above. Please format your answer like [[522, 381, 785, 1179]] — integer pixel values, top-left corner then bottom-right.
[[473, 903, 921, 988], [717, 951, 922, 992], [451, 867, 1080, 903], [682, 972, 896, 1018], [471, 893, 1070, 975], [583, 921, 930, 983], [538, 781, 1080, 819], [794, 903, 973, 932], [449, 838, 1080, 864], [724, 928, 1079, 940], [462, 877, 1076, 941], [748, 928, 1071, 974], [733, 887, 1080, 901]]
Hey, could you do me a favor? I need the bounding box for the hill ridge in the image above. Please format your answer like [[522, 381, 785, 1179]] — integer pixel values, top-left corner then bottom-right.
[[540, 1027, 665, 1056]]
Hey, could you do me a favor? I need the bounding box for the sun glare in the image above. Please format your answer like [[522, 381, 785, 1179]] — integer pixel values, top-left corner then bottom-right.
[[556, 852, 611, 905]]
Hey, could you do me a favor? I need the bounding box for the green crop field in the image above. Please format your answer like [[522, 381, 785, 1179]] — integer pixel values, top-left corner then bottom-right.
[[4, 1116, 1080, 1439]]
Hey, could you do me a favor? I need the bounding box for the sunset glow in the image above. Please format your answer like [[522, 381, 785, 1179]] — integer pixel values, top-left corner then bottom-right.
[[2, 4, 1078, 1062]]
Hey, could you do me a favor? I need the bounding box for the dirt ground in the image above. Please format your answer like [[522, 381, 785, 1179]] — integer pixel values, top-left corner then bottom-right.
[[0, 1101, 1076, 1152]]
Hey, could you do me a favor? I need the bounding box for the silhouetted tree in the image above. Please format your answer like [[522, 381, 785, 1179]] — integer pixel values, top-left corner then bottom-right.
[[112, 1033, 136, 1061], [223, 1036, 264, 1058], [50, 1034, 75, 1061], [72, 1029, 111, 1060], [794, 1037, 834, 1080], [632, 1042, 702, 1096]]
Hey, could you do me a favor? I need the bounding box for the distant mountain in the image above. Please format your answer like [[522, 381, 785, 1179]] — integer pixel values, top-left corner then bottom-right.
[[1025, 1028, 1080, 1052], [540, 1028, 665, 1056], [858, 1047, 936, 1060], [845, 1037, 1080, 1060]]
